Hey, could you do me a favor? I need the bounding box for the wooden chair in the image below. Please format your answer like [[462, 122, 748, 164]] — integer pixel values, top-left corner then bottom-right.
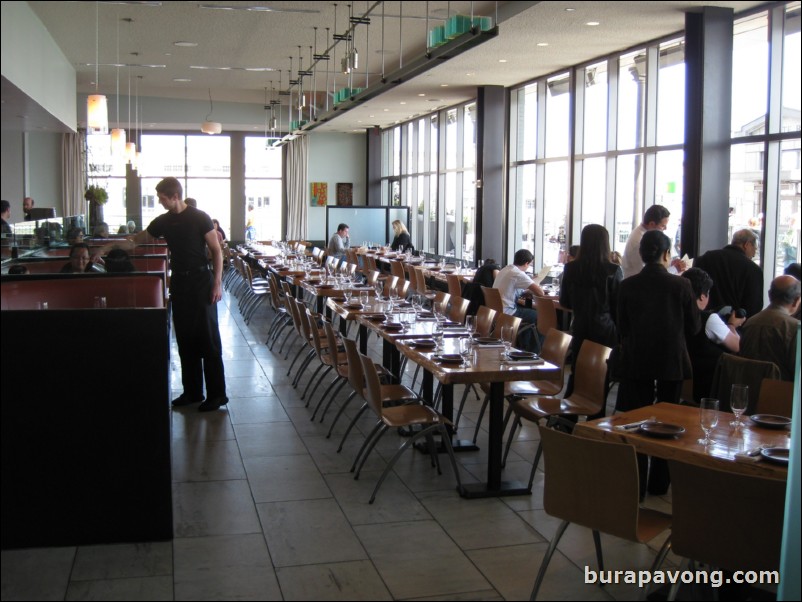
[[396, 278, 411, 299], [481, 285, 504, 314], [754, 378, 794, 416], [446, 273, 463, 300], [530, 426, 672, 600], [534, 296, 558, 338], [309, 321, 351, 422], [432, 291, 451, 316], [665, 460, 786, 600], [382, 275, 400, 299], [710, 353, 781, 413], [475, 305, 497, 337], [506, 340, 612, 490], [389, 259, 406, 282], [354, 354, 463, 503], [447, 296, 469, 324]]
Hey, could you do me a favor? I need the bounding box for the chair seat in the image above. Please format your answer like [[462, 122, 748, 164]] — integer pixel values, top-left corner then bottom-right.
[[510, 394, 599, 422], [379, 384, 418, 403], [382, 404, 448, 428], [506, 379, 563, 398], [635, 508, 673, 544]]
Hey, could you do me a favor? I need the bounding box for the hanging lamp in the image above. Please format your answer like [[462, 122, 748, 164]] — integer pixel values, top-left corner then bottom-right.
[[201, 88, 222, 134], [110, 13, 126, 156], [87, 1, 109, 134]]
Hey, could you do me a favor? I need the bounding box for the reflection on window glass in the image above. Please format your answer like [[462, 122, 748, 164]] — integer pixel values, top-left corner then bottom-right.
[[614, 154, 639, 255], [732, 12, 768, 137], [657, 39, 685, 146], [583, 62, 608, 154], [543, 161, 569, 266], [618, 51, 647, 150], [580, 158, 606, 230], [655, 150, 684, 254], [776, 138, 801, 274], [546, 73, 570, 157]]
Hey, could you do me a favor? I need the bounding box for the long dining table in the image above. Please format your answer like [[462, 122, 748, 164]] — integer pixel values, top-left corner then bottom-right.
[[397, 340, 559, 498], [574, 402, 790, 481]]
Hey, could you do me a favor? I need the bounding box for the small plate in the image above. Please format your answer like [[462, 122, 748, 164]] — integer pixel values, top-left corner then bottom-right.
[[434, 354, 463, 364], [316, 284, 334, 289], [508, 351, 538, 360], [638, 422, 686, 438], [412, 339, 436, 348], [760, 448, 790, 465], [428, 267, 442, 272], [418, 311, 435, 318], [382, 322, 404, 330], [306, 279, 321, 285], [346, 303, 364, 309], [331, 297, 346, 303], [366, 314, 386, 322], [750, 414, 791, 429], [475, 337, 501, 345]]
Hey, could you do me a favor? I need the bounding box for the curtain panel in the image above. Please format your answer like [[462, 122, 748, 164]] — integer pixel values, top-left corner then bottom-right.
[[285, 136, 308, 240]]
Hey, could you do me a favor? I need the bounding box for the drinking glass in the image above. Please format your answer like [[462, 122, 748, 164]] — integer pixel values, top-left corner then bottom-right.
[[359, 291, 369, 306], [501, 325, 514, 358], [465, 315, 477, 338], [432, 323, 444, 351], [343, 289, 352, 304], [375, 281, 384, 299], [698, 398, 719, 446], [730, 384, 749, 428], [459, 336, 472, 367], [411, 294, 422, 315]]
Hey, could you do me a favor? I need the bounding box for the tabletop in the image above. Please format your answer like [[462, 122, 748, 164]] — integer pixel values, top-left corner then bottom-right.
[[574, 402, 790, 481]]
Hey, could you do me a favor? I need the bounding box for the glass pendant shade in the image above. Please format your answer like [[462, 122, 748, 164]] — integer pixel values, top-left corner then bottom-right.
[[111, 128, 126, 156], [201, 121, 222, 135], [87, 94, 109, 134]]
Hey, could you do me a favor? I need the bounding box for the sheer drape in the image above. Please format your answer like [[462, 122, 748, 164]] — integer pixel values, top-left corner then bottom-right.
[[61, 133, 85, 217], [285, 135, 308, 240]]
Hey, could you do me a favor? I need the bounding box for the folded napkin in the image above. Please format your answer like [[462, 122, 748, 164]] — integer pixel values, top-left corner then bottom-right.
[[502, 359, 545, 366]]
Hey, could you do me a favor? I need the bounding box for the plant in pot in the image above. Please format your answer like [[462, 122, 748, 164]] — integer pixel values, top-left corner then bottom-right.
[[85, 185, 108, 229]]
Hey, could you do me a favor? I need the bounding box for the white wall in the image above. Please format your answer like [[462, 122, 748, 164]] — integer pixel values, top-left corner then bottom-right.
[[306, 131, 366, 242], [27, 132, 62, 214], [1, 132, 25, 221]]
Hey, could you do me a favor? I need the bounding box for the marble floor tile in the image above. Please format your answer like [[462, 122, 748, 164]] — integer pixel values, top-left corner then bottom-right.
[[171, 438, 247, 482], [1, 547, 76, 601], [225, 375, 275, 398], [70, 543, 172, 581], [258, 499, 367, 567], [234, 421, 307, 459], [354, 520, 491, 600], [227, 395, 290, 425], [244, 454, 332, 503], [276, 561, 392, 601], [173, 533, 281, 601], [324, 471, 432, 525], [64, 576, 173, 601], [171, 406, 236, 442], [222, 358, 266, 378], [172, 480, 262, 538]]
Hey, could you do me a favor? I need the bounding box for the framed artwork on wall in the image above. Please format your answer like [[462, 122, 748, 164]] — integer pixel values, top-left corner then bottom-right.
[[336, 182, 353, 206], [310, 182, 327, 206]]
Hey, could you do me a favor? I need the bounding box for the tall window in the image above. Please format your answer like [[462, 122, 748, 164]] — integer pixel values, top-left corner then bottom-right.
[[85, 134, 127, 232], [245, 137, 283, 241]]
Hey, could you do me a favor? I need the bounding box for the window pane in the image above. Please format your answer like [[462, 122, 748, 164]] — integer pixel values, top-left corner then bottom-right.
[[244, 179, 282, 241], [514, 165, 537, 257], [462, 169, 476, 263], [655, 150, 684, 255], [583, 62, 608, 154], [393, 127, 401, 176], [618, 50, 647, 150], [140, 176, 171, 225], [415, 177, 425, 251], [430, 115, 438, 172], [445, 109, 458, 169], [729, 141, 764, 252], [782, 4, 801, 131], [545, 73, 570, 158], [186, 178, 230, 236], [187, 135, 230, 178], [515, 83, 538, 162], [657, 40, 685, 146], [444, 171, 457, 254], [776, 138, 801, 274], [427, 176, 438, 253], [141, 135, 185, 176], [580, 158, 606, 230], [244, 137, 282, 178], [614, 154, 639, 256], [406, 122, 414, 173], [417, 119, 426, 173], [732, 12, 768, 138], [463, 103, 476, 169], [543, 161, 569, 266]]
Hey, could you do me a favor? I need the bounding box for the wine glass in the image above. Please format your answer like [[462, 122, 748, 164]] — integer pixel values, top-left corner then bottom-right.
[[459, 336, 472, 367], [730, 384, 749, 429], [432, 322, 444, 351], [375, 281, 384, 299], [359, 291, 369, 306], [465, 315, 477, 339], [501, 325, 514, 358], [698, 398, 719, 446]]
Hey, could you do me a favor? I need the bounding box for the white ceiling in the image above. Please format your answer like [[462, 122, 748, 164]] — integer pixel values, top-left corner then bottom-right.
[[8, 1, 766, 134]]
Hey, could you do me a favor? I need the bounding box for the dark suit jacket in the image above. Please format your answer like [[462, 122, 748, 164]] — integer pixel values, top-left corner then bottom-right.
[[693, 244, 764, 317], [617, 263, 701, 382], [560, 259, 622, 354]]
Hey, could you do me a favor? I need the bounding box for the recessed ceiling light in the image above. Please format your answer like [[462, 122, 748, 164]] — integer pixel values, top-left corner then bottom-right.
[[383, 108, 389, 112], [426, 99, 441, 102], [466, 72, 475, 76], [586, 21, 600, 26], [565, 7, 576, 11], [400, 101, 406, 105], [537, 42, 549, 47], [173, 78, 191, 82], [369, 114, 375, 117], [499, 59, 508, 63], [440, 84, 449, 87], [418, 93, 426, 97], [173, 41, 198, 47]]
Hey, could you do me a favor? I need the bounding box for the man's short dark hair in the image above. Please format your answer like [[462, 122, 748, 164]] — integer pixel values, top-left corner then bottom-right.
[[155, 177, 183, 199], [337, 223, 349, 232], [513, 249, 534, 266], [0, 200, 10, 213], [643, 205, 670, 226], [682, 267, 713, 300], [184, 197, 197, 208], [69, 242, 91, 257], [769, 277, 802, 306]]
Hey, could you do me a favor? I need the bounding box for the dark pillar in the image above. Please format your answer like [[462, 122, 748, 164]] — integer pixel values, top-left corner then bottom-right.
[[230, 132, 246, 242], [366, 126, 382, 206], [682, 7, 734, 258], [476, 86, 507, 265]]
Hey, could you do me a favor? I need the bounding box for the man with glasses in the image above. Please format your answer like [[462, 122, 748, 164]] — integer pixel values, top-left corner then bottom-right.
[[621, 205, 672, 279], [694, 229, 764, 317]]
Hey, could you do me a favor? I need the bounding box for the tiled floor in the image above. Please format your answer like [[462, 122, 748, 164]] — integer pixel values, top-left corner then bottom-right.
[[2, 287, 676, 601]]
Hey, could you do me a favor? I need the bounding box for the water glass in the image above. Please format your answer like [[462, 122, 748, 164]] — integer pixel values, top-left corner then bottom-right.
[[459, 336, 472, 367], [698, 398, 719, 446], [465, 315, 477, 338], [433, 323, 444, 351], [359, 291, 369, 306], [500, 325, 514, 358], [730, 384, 749, 428]]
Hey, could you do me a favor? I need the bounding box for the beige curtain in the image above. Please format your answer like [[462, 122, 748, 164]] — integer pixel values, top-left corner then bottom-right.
[[61, 132, 85, 217], [285, 135, 308, 240]]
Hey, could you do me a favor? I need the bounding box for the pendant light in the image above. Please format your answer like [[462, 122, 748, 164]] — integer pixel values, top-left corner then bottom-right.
[[124, 66, 136, 164], [87, 1, 109, 134], [201, 88, 222, 134]]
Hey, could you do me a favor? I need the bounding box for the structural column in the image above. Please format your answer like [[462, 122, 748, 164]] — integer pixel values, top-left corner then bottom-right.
[[681, 7, 734, 258], [476, 85, 507, 265]]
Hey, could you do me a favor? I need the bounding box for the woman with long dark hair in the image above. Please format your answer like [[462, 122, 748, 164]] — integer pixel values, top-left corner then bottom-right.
[[559, 224, 622, 401]]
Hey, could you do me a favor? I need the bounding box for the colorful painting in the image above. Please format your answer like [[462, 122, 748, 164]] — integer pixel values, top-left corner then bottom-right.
[[336, 182, 353, 206], [310, 182, 327, 206]]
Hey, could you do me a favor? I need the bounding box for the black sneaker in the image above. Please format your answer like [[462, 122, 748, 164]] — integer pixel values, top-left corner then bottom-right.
[[198, 396, 229, 412], [172, 394, 204, 407]]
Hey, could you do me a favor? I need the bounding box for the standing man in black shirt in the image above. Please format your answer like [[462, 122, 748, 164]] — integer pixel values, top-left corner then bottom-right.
[[128, 177, 228, 412]]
